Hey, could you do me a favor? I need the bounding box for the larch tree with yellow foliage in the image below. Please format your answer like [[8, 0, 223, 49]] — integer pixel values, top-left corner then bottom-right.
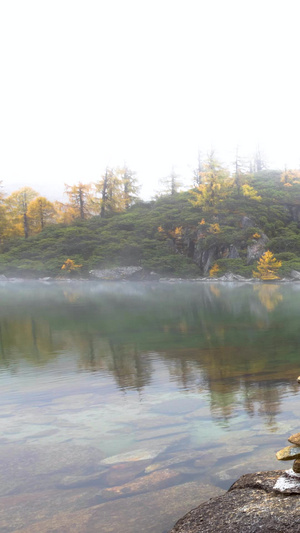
[[252, 251, 282, 281], [280, 169, 300, 187], [27, 197, 56, 233], [209, 263, 220, 277], [190, 151, 230, 210], [64, 183, 95, 220], [61, 258, 82, 273], [5, 187, 38, 238], [0, 181, 8, 244], [116, 165, 140, 209], [96, 168, 123, 217]]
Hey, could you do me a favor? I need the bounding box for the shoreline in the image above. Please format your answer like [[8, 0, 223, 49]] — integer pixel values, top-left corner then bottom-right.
[[1, 274, 300, 284]]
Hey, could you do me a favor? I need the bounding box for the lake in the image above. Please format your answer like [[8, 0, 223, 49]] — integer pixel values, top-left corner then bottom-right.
[[0, 280, 299, 533]]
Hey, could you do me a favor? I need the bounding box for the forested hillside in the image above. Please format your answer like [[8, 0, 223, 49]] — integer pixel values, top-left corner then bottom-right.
[[2, 158, 300, 279]]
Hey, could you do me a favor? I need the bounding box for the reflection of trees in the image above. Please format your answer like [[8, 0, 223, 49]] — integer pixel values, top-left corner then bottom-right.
[[253, 284, 283, 311], [0, 281, 299, 427], [0, 316, 58, 367], [75, 334, 152, 391]]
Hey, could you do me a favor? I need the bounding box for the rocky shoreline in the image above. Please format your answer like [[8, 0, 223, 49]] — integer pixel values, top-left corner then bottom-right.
[[169, 470, 300, 532], [1, 269, 300, 283]]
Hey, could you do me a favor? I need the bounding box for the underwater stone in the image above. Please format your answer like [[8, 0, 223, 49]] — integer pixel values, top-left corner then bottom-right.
[[293, 459, 300, 473], [101, 469, 181, 500], [101, 446, 167, 465]]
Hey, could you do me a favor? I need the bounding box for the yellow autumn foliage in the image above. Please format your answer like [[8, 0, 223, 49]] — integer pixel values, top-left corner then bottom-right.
[[61, 259, 82, 272], [252, 251, 282, 281], [209, 223, 221, 233], [209, 263, 220, 277]]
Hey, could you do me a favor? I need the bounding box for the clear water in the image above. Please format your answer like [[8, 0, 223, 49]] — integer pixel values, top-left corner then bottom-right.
[[0, 281, 300, 533]]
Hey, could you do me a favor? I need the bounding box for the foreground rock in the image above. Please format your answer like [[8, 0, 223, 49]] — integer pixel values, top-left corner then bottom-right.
[[169, 470, 300, 533]]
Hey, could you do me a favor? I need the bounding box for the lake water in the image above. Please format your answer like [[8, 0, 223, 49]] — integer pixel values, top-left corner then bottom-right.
[[0, 281, 300, 532]]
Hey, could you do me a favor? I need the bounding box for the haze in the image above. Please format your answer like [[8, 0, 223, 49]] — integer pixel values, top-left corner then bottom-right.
[[0, 0, 299, 200]]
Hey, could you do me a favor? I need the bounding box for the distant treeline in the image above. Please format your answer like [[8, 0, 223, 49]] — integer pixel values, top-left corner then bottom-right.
[[1, 149, 298, 241], [1, 152, 300, 279]]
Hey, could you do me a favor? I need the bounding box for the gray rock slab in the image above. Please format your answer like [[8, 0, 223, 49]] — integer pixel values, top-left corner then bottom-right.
[[169, 470, 300, 533]]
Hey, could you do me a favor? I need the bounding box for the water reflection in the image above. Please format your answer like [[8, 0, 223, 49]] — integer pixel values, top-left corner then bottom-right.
[[0, 281, 299, 427], [253, 284, 283, 311], [1, 281, 300, 532]]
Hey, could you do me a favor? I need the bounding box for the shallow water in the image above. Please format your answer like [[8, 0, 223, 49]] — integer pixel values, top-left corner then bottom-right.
[[0, 281, 300, 532]]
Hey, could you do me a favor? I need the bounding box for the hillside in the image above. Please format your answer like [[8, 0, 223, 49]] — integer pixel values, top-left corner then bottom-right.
[[1, 170, 300, 279]]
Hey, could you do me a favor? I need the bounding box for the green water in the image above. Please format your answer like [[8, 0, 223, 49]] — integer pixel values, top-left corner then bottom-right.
[[0, 281, 300, 533]]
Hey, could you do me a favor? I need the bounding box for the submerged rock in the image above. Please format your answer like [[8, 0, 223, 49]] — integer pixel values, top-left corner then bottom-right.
[[11, 481, 223, 533], [145, 450, 209, 473], [100, 446, 166, 465], [100, 468, 181, 500], [169, 470, 300, 533]]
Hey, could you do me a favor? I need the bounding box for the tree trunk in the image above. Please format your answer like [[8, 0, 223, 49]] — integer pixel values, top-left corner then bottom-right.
[[23, 213, 29, 238]]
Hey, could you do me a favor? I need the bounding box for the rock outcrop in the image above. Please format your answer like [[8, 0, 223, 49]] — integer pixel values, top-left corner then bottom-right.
[[246, 233, 269, 264], [290, 270, 300, 280], [89, 267, 158, 280], [169, 470, 300, 532]]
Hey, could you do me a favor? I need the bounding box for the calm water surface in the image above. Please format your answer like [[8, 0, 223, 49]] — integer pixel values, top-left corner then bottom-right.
[[0, 281, 300, 532]]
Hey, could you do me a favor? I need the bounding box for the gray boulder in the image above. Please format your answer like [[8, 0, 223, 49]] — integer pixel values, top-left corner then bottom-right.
[[217, 273, 251, 282], [89, 267, 159, 281], [169, 470, 300, 532], [241, 216, 255, 229], [290, 270, 300, 280]]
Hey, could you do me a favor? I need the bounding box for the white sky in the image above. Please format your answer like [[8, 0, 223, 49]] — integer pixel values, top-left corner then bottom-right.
[[1, 0, 300, 200]]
